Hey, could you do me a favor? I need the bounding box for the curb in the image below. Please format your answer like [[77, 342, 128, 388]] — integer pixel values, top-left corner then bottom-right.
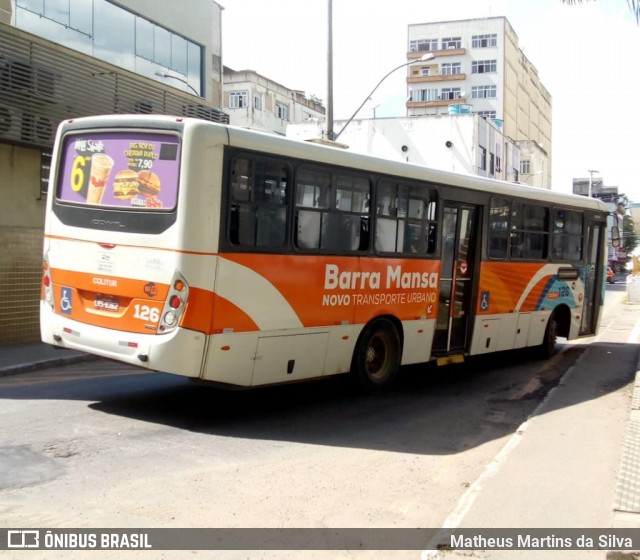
[[0, 353, 100, 378]]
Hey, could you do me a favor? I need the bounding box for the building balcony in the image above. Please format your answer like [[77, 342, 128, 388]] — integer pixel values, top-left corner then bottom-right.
[[407, 73, 466, 84], [407, 97, 468, 110], [406, 48, 466, 60]]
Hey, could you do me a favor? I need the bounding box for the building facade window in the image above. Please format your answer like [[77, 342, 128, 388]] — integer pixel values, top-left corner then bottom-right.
[[420, 67, 430, 77], [409, 38, 438, 52], [472, 34, 497, 48], [471, 85, 497, 99], [229, 91, 248, 108], [471, 60, 497, 74], [441, 37, 462, 50], [479, 146, 487, 171], [520, 160, 531, 174], [477, 110, 497, 119], [254, 95, 263, 111], [441, 62, 462, 75], [410, 89, 438, 102], [14, 0, 204, 95], [276, 103, 289, 121], [440, 87, 463, 100]]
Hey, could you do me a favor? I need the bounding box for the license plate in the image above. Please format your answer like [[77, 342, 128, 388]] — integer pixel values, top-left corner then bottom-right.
[[94, 294, 119, 312]]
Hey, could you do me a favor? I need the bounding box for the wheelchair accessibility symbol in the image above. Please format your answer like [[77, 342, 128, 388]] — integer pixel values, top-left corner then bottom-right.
[[60, 287, 72, 315], [480, 291, 490, 311]]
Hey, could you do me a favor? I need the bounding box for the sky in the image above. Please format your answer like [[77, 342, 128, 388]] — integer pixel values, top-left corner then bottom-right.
[[220, 0, 640, 199]]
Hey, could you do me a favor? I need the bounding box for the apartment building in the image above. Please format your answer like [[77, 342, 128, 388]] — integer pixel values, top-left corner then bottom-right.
[[406, 16, 551, 188], [0, 0, 227, 344], [223, 67, 325, 135]]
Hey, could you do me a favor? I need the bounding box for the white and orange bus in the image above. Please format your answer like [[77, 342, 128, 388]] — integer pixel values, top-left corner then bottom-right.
[[41, 115, 611, 391]]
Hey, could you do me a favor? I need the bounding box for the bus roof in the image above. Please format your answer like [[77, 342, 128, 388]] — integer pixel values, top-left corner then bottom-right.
[[58, 115, 608, 214]]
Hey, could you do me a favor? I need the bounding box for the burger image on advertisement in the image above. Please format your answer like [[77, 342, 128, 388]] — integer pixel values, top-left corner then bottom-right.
[[112, 169, 140, 199], [137, 170, 161, 198]]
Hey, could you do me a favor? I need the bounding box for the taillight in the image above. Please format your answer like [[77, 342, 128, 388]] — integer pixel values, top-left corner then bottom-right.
[[158, 271, 189, 333], [42, 255, 54, 309]]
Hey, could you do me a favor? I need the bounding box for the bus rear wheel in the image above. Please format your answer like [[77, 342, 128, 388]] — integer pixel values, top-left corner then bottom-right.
[[351, 318, 401, 392]]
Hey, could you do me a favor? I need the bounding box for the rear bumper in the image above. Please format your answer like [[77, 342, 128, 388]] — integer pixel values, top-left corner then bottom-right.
[[40, 302, 206, 377]]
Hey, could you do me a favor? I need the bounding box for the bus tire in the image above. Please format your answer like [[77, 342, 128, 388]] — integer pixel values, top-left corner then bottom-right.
[[538, 311, 558, 359], [351, 318, 401, 392]]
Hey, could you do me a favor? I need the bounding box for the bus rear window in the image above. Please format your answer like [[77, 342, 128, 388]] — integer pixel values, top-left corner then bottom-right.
[[56, 131, 180, 211]]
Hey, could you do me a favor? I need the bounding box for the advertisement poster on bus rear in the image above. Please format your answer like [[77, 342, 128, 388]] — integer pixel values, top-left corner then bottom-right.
[[57, 132, 181, 211]]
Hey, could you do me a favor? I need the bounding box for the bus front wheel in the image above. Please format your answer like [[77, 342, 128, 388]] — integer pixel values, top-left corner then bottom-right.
[[351, 318, 401, 392], [538, 312, 558, 359]]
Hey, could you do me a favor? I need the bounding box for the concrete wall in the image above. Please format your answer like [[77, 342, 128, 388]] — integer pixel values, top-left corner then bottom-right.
[[0, 0, 11, 24], [0, 142, 47, 344]]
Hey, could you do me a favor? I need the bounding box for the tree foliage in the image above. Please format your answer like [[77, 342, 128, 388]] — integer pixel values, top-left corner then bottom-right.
[[562, 0, 640, 23], [623, 214, 639, 253]]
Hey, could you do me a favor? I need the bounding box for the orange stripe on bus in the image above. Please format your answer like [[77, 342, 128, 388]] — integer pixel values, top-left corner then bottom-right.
[[478, 262, 551, 314], [209, 295, 260, 333], [220, 253, 441, 325]]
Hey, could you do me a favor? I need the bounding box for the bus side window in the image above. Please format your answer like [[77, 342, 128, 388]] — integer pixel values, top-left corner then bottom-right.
[[296, 210, 321, 249], [375, 180, 436, 256], [551, 209, 583, 261], [294, 167, 330, 250], [322, 174, 370, 252], [489, 197, 510, 259], [229, 157, 288, 248]]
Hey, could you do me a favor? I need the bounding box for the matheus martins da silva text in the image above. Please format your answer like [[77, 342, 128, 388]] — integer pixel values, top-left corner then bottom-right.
[[449, 533, 633, 549]]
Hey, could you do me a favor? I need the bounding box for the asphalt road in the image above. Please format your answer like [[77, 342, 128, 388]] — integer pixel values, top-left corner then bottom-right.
[[0, 285, 636, 560]]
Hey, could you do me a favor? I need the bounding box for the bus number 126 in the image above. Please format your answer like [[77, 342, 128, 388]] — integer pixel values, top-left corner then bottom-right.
[[134, 304, 160, 323]]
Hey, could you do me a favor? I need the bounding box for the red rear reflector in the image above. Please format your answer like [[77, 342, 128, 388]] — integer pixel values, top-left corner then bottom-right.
[[169, 295, 181, 309], [43, 276, 51, 287], [99, 243, 116, 249]]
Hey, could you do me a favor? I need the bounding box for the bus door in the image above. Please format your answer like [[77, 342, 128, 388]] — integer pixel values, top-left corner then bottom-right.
[[580, 221, 604, 335], [432, 203, 479, 355]]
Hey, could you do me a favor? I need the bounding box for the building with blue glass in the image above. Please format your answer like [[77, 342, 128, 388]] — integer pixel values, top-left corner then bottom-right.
[[0, 0, 227, 344]]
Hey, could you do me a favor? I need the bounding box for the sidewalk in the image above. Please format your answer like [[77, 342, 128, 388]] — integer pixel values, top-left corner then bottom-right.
[[0, 342, 97, 376], [426, 293, 640, 558]]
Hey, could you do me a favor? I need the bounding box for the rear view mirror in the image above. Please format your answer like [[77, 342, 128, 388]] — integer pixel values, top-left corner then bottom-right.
[[611, 225, 621, 248]]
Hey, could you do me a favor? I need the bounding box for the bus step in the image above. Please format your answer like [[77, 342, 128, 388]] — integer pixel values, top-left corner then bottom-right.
[[436, 354, 465, 367]]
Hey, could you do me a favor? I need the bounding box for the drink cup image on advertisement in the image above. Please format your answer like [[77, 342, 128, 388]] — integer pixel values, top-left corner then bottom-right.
[[86, 153, 114, 204]]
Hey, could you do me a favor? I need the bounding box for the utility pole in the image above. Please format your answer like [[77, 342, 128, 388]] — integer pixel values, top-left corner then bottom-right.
[[326, 0, 334, 140], [587, 169, 599, 197]]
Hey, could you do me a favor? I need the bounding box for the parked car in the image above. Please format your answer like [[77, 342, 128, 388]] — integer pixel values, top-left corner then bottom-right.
[[607, 267, 616, 284]]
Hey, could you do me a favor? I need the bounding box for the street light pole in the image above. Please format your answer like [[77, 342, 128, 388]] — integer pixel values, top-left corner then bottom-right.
[[587, 169, 599, 197], [333, 53, 434, 141], [326, 0, 334, 140]]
